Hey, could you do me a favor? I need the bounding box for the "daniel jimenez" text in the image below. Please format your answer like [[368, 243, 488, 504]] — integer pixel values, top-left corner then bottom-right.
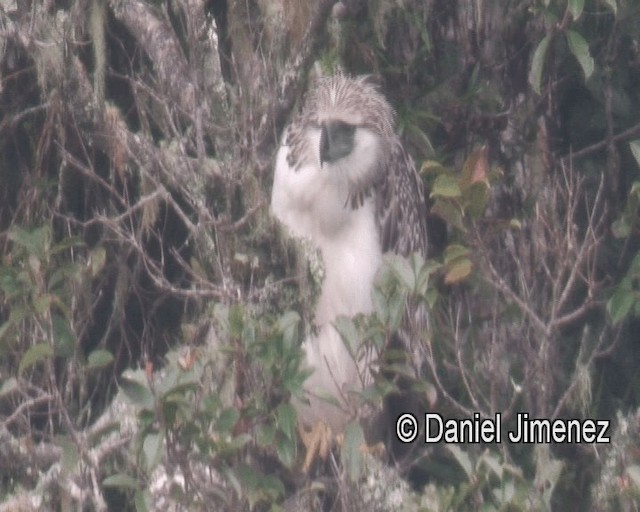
[[395, 412, 610, 444]]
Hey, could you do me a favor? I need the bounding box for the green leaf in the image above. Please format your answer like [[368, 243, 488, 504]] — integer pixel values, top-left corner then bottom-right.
[[134, 490, 150, 512], [53, 314, 75, 358], [235, 464, 284, 508], [387, 289, 406, 332], [420, 160, 447, 176], [333, 316, 359, 357], [568, 0, 584, 20], [372, 285, 389, 325], [103, 473, 139, 490], [228, 304, 244, 339], [530, 34, 551, 94], [342, 422, 365, 482], [431, 199, 465, 232], [276, 435, 296, 468], [445, 258, 472, 284], [8, 225, 51, 259], [443, 244, 470, 264], [277, 311, 300, 350], [142, 432, 164, 472], [119, 377, 154, 410], [431, 174, 461, 198], [87, 349, 114, 369], [566, 30, 594, 80], [217, 407, 240, 433], [276, 402, 297, 441], [607, 281, 635, 324], [465, 181, 489, 218], [19, 343, 54, 376], [384, 254, 414, 292]]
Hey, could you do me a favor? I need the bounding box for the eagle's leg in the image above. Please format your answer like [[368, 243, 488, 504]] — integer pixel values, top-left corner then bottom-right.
[[298, 421, 333, 473]]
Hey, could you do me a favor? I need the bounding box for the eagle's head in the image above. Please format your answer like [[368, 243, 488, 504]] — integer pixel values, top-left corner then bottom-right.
[[288, 75, 396, 205]]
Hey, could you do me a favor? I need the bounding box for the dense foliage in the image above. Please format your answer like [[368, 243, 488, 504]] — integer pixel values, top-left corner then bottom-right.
[[1, 0, 640, 510]]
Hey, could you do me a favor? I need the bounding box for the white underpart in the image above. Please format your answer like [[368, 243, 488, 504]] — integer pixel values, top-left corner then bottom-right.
[[271, 127, 383, 432]]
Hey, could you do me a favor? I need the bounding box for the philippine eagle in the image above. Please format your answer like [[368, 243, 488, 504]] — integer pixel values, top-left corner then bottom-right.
[[271, 74, 428, 460]]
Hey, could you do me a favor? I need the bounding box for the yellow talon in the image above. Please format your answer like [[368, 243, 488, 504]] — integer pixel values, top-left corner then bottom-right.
[[298, 421, 333, 472]]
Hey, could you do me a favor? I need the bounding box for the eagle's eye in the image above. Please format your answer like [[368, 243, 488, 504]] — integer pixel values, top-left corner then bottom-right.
[[319, 120, 356, 166]]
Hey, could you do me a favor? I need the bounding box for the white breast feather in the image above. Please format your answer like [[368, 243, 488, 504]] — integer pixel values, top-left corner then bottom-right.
[[271, 127, 383, 431]]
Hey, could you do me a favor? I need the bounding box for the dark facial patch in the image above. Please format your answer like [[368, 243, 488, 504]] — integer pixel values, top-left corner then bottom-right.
[[319, 120, 356, 166]]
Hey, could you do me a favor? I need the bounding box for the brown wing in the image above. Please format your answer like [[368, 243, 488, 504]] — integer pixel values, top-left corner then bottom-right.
[[376, 138, 428, 257]]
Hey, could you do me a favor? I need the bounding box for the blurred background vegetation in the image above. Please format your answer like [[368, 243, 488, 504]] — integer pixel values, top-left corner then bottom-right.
[[1, 0, 640, 510]]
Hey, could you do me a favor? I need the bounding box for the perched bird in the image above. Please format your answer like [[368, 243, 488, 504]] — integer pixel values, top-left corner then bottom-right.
[[271, 74, 428, 466]]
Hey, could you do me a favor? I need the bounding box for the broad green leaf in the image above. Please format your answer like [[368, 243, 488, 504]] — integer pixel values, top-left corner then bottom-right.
[[19, 343, 54, 376], [333, 316, 359, 357], [228, 304, 244, 339], [276, 402, 297, 441], [53, 314, 75, 358], [384, 253, 415, 290], [235, 464, 284, 508], [119, 377, 154, 410], [568, 0, 584, 20], [607, 281, 635, 323], [445, 258, 472, 284], [566, 30, 594, 80], [8, 225, 51, 259], [530, 34, 552, 94], [142, 432, 163, 472], [431, 199, 465, 232], [103, 473, 139, 490], [431, 174, 461, 198], [276, 435, 296, 468], [87, 349, 114, 369], [342, 422, 365, 482], [134, 490, 150, 512], [443, 244, 470, 264], [277, 311, 300, 350], [420, 160, 447, 176], [217, 407, 240, 433], [372, 286, 389, 325], [387, 288, 406, 332], [466, 181, 489, 218], [630, 140, 640, 168]]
